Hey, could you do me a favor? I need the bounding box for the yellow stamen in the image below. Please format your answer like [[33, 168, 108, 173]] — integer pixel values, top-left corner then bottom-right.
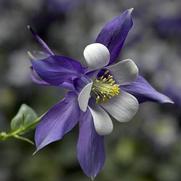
[[92, 70, 120, 104]]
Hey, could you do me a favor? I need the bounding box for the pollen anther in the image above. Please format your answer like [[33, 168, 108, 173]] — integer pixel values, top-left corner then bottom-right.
[[92, 70, 120, 104]]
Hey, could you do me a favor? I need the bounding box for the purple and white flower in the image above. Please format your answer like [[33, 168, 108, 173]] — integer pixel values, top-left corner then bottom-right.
[[28, 9, 173, 178]]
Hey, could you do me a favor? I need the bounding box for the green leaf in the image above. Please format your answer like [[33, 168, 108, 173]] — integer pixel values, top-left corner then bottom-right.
[[11, 104, 38, 132]]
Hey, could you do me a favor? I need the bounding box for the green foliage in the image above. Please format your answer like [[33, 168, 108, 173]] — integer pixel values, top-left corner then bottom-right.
[[0, 104, 41, 144], [11, 104, 37, 132]]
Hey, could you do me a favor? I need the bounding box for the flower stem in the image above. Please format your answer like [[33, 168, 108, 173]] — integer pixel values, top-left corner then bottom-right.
[[0, 115, 42, 144]]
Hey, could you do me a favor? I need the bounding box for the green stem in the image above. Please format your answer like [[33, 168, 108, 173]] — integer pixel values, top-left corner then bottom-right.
[[0, 115, 42, 143], [13, 135, 34, 145]]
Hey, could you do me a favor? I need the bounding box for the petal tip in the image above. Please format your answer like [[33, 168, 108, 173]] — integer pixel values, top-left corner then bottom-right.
[[27, 51, 35, 60], [126, 59, 139, 78], [100, 123, 113, 136], [27, 25, 36, 36], [91, 176, 95, 181], [163, 98, 175, 104], [27, 25, 30, 30], [128, 8, 134, 14], [96, 120, 113, 136], [107, 59, 139, 85], [169, 101, 175, 104], [89, 106, 113, 136], [170, 100, 175, 104], [102, 92, 139, 122], [32, 149, 38, 156]]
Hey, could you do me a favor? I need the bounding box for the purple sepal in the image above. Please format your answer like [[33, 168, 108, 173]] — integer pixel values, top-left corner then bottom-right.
[[96, 9, 133, 65], [31, 55, 85, 87], [121, 75, 174, 104], [30, 67, 50, 86], [77, 109, 105, 178], [31, 67, 75, 89], [35, 92, 80, 151]]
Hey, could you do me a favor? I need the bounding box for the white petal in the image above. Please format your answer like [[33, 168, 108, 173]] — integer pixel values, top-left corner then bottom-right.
[[83, 43, 110, 70], [78, 82, 93, 112], [107, 59, 138, 85], [101, 91, 139, 122], [89, 105, 113, 135]]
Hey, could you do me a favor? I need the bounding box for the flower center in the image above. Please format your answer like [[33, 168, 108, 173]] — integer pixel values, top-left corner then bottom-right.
[[92, 70, 120, 104]]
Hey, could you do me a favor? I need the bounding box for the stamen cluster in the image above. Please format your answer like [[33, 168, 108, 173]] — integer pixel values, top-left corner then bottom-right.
[[92, 70, 120, 103]]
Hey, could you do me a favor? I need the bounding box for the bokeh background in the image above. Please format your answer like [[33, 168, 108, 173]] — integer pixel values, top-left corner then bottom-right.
[[0, 0, 181, 180]]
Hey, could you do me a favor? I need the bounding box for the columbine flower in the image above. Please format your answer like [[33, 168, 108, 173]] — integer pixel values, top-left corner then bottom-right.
[[28, 9, 173, 178]]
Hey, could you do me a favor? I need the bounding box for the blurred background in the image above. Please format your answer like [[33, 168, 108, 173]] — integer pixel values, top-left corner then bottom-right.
[[0, 0, 181, 180]]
